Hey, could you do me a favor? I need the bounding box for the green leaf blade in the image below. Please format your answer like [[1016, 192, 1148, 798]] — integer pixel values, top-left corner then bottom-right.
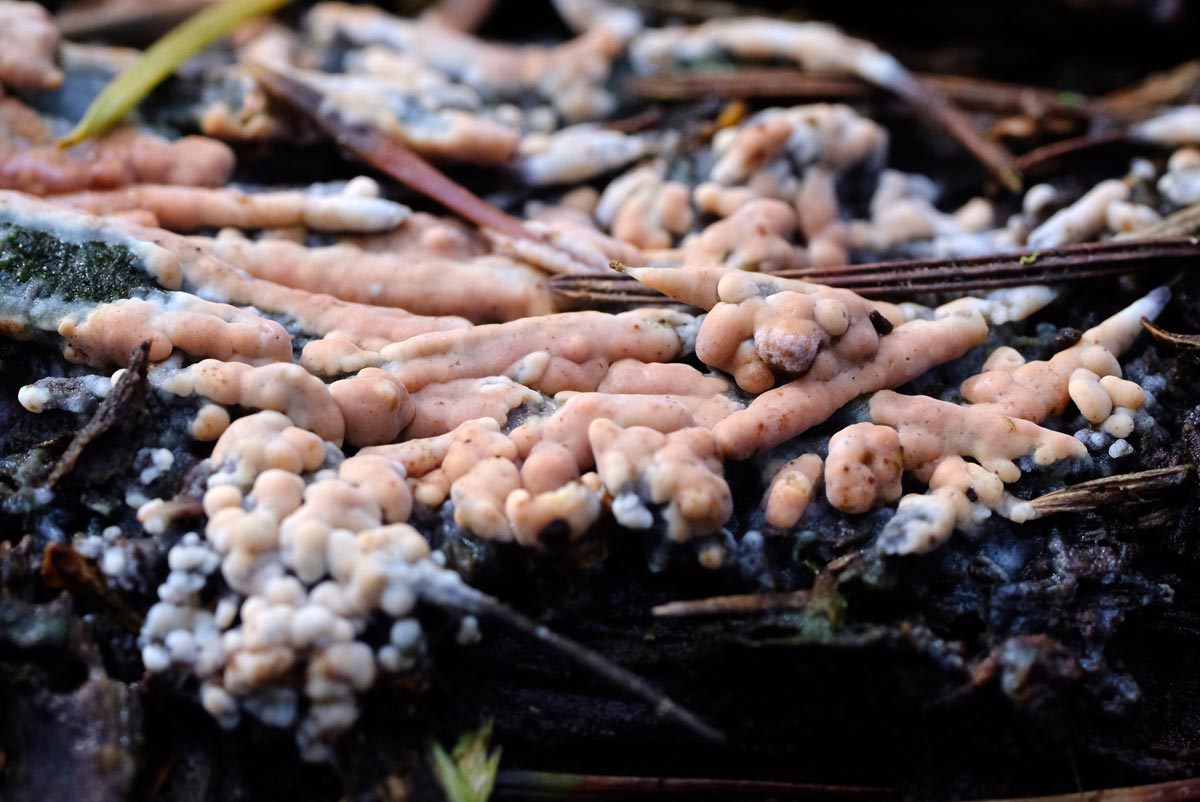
[[58, 0, 292, 148]]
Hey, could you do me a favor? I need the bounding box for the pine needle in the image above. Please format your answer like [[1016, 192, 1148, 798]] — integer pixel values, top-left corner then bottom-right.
[[58, 0, 291, 148]]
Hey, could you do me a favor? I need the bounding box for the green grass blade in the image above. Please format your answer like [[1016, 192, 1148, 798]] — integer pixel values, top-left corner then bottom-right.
[[58, 0, 291, 148]]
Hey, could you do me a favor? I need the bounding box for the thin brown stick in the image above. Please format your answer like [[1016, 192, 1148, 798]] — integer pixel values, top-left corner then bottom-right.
[[624, 70, 873, 102], [57, 0, 213, 41], [603, 105, 667, 134], [1014, 131, 1132, 177], [626, 69, 1094, 120], [494, 770, 893, 801], [48, 342, 150, 487], [920, 74, 1092, 118], [964, 776, 1200, 802], [652, 589, 812, 618], [1092, 59, 1200, 120], [245, 59, 530, 241], [889, 78, 1023, 192]]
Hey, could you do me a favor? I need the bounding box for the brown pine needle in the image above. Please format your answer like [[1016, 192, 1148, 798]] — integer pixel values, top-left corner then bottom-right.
[[887, 78, 1023, 193], [1121, 200, 1200, 239], [625, 69, 1095, 119], [1015, 131, 1132, 177], [652, 590, 813, 618], [57, 0, 214, 42], [1093, 59, 1200, 119], [494, 770, 893, 800], [960, 777, 1200, 802], [245, 59, 530, 241]]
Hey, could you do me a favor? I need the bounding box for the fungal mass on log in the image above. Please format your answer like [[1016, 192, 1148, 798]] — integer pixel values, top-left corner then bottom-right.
[[0, 0, 1193, 770]]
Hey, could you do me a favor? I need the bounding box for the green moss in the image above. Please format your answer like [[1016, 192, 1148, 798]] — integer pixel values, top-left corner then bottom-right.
[[0, 223, 156, 303]]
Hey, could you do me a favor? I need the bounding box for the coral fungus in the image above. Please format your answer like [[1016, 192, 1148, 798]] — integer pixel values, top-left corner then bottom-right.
[[0, 0, 1186, 773]]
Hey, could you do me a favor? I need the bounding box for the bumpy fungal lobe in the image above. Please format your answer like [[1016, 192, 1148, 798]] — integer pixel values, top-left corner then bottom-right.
[[763, 453, 823, 529], [1, 96, 236, 195], [57, 292, 294, 367], [824, 422, 903, 515], [54, 182, 411, 234], [962, 287, 1170, 423], [877, 456, 1020, 555], [381, 308, 694, 395], [0, 1, 63, 91], [596, 163, 694, 249], [860, 287, 1169, 556], [198, 233, 554, 323], [696, 270, 881, 393], [404, 376, 540, 439], [306, 1, 625, 122], [590, 419, 732, 542], [139, 409, 453, 761], [869, 391, 1088, 483], [3, 0, 1188, 772]]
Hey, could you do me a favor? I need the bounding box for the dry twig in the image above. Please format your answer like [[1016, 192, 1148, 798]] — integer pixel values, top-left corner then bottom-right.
[[57, 0, 213, 41], [627, 69, 1093, 120], [652, 589, 812, 618], [1014, 131, 1132, 177], [965, 777, 1200, 802], [494, 770, 893, 800], [1029, 466, 1190, 516]]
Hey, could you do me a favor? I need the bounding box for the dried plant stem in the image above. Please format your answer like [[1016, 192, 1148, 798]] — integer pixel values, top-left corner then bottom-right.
[[41, 543, 145, 632], [784, 238, 1198, 294], [1092, 59, 1200, 120], [888, 78, 1023, 192], [966, 777, 1200, 802], [627, 69, 1093, 120], [57, 0, 215, 41], [1141, 318, 1200, 352], [494, 770, 893, 800], [652, 590, 812, 618], [1014, 131, 1131, 177]]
